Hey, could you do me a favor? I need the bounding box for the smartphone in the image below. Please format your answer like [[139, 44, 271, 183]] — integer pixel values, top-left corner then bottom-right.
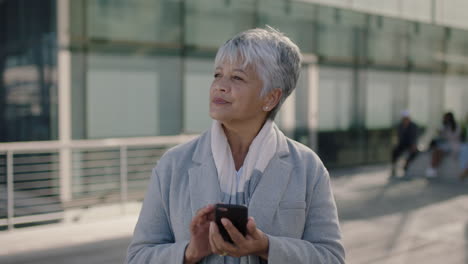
[[215, 203, 248, 243]]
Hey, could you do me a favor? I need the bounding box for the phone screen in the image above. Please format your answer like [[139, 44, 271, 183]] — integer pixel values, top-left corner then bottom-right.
[[214, 203, 248, 243]]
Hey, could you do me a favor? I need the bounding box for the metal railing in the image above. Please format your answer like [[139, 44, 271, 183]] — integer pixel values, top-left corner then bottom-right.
[[0, 135, 197, 230]]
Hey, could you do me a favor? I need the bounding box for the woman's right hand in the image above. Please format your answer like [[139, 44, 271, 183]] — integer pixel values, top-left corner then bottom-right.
[[184, 204, 215, 264]]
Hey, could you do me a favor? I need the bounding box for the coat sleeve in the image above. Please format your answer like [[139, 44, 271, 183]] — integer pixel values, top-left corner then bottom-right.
[[266, 169, 345, 264], [126, 168, 189, 264]]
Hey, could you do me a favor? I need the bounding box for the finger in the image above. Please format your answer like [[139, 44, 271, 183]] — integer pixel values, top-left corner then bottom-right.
[[190, 204, 215, 233], [209, 222, 222, 254], [210, 221, 225, 249], [246, 217, 262, 240], [221, 218, 246, 245], [210, 221, 238, 254], [193, 204, 215, 224], [197, 204, 215, 218], [206, 206, 215, 222]]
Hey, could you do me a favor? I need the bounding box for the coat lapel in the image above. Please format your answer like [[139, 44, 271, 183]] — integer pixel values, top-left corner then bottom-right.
[[188, 163, 221, 215], [248, 155, 293, 233], [248, 128, 293, 234], [188, 130, 222, 216]]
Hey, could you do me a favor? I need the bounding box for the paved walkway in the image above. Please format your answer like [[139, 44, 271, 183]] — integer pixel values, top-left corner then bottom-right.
[[0, 165, 467, 263], [333, 165, 468, 264]]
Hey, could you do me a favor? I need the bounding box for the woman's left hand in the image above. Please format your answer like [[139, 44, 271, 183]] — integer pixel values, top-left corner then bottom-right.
[[209, 217, 269, 260]]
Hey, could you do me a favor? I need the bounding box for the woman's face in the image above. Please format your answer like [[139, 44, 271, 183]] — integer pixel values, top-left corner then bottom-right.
[[209, 60, 268, 125]]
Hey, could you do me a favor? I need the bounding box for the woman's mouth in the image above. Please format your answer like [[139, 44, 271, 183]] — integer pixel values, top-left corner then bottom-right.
[[212, 97, 229, 104]]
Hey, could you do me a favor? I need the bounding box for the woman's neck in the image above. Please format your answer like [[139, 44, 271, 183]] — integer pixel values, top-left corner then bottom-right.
[[222, 119, 266, 170]]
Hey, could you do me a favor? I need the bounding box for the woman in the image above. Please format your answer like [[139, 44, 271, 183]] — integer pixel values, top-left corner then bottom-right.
[[426, 112, 461, 178], [126, 27, 345, 264]]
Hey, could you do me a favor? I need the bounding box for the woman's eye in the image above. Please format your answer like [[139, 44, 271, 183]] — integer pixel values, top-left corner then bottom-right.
[[214, 73, 221, 78], [233, 76, 244, 81]]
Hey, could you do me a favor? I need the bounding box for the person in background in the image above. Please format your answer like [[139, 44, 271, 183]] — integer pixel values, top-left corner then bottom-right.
[[126, 27, 345, 264], [391, 110, 419, 176], [459, 115, 468, 181], [426, 112, 461, 178]]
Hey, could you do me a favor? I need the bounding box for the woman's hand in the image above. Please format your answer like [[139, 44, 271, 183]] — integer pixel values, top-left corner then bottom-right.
[[184, 204, 215, 264], [209, 217, 269, 260]]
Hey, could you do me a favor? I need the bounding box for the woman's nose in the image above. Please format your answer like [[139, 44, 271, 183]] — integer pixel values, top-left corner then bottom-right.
[[213, 78, 230, 92]]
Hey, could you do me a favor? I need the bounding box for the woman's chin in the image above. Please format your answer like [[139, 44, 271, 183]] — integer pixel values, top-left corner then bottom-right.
[[210, 115, 229, 123], [209, 110, 230, 122]]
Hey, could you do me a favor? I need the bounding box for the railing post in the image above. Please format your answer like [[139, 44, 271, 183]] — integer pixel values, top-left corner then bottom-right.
[[120, 146, 128, 214], [6, 151, 14, 230]]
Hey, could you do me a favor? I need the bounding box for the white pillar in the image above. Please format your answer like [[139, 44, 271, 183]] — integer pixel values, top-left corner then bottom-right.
[[58, 0, 72, 203], [304, 54, 319, 151], [279, 91, 296, 137]]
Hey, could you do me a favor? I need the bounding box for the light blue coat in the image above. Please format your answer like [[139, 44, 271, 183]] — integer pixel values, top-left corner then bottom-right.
[[126, 127, 345, 264]]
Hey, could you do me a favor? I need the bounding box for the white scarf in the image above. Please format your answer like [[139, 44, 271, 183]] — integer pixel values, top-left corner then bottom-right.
[[211, 119, 277, 202]]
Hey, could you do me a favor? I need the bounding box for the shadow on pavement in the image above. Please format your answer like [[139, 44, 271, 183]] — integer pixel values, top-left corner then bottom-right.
[[0, 236, 132, 264], [465, 223, 468, 264], [331, 165, 468, 221]]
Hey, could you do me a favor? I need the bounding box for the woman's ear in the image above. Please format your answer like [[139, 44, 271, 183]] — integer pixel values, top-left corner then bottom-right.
[[263, 89, 282, 111]]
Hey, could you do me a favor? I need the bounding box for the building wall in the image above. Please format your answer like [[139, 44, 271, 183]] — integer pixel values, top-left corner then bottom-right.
[[2, 0, 468, 167], [301, 0, 468, 30], [0, 0, 57, 142]]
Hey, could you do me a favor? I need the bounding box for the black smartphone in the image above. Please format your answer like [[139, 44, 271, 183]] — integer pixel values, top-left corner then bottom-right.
[[214, 203, 248, 243]]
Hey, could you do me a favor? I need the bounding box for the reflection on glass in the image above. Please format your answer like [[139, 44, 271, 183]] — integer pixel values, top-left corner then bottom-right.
[[185, 0, 256, 49], [87, 0, 182, 44], [0, 0, 57, 142], [85, 53, 182, 138]]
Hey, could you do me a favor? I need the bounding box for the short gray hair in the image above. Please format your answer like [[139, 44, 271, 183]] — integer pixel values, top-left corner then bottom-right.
[[214, 26, 302, 120]]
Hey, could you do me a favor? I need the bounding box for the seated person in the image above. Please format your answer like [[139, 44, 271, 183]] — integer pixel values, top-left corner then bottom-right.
[[391, 110, 419, 174], [426, 112, 461, 178]]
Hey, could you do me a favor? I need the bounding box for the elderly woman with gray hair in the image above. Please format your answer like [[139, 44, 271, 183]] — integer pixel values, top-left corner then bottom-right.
[[126, 27, 345, 264]]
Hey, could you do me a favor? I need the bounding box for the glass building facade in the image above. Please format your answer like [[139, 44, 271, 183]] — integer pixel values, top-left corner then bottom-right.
[[2, 0, 468, 168], [0, 0, 58, 142]]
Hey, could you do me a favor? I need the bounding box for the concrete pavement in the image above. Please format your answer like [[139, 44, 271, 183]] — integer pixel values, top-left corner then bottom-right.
[[333, 165, 468, 264], [0, 165, 467, 264]]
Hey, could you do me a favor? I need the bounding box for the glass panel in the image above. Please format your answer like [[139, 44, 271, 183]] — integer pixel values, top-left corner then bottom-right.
[[445, 29, 468, 74], [444, 75, 468, 122], [316, 6, 356, 62], [407, 73, 445, 143], [183, 59, 213, 133], [408, 74, 434, 126], [317, 67, 353, 131], [86, 53, 182, 138], [258, 0, 316, 53], [71, 52, 87, 139], [367, 17, 408, 67], [292, 67, 312, 146], [185, 0, 256, 50], [364, 70, 407, 129], [0, 0, 57, 142], [86, 0, 182, 44], [408, 23, 444, 69]]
